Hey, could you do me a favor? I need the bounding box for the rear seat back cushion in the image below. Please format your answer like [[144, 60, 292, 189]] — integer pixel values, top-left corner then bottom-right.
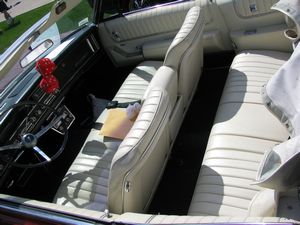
[[108, 87, 171, 214]]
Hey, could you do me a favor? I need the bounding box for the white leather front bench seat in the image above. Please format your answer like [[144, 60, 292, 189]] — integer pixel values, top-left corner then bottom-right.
[[54, 66, 177, 213], [188, 50, 291, 216], [54, 5, 204, 214]]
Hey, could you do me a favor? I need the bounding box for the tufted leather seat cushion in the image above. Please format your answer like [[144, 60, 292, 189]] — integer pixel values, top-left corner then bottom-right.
[[188, 50, 291, 216]]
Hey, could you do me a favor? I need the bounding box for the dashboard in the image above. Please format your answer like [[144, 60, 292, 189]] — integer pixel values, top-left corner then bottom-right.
[[0, 25, 102, 192]]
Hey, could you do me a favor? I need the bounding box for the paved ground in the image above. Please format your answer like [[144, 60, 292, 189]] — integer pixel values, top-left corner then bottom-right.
[[0, 0, 54, 22]]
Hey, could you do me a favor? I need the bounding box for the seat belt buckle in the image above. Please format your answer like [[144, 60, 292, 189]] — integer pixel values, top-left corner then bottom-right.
[[106, 101, 118, 109]]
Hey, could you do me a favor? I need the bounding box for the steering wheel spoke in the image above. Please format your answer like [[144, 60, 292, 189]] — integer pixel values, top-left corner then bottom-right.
[[0, 142, 22, 152], [33, 146, 51, 162]]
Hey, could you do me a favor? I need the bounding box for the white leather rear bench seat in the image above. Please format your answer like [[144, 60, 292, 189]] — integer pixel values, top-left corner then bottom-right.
[[188, 50, 291, 216]]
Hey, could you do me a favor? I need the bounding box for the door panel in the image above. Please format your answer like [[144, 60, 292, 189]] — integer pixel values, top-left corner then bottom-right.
[[98, 1, 195, 66], [98, 0, 293, 68], [233, 0, 278, 18], [217, 0, 292, 52], [199, 0, 233, 52]]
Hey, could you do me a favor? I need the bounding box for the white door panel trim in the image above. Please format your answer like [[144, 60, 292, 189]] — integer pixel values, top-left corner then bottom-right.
[[233, 0, 278, 18]]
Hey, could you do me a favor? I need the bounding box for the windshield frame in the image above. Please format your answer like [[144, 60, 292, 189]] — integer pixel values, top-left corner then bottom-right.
[[0, 13, 50, 65], [0, 0, 96, 103]]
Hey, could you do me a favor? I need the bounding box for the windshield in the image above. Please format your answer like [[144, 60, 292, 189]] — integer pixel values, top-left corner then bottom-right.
[[0, 0, 93, 94]]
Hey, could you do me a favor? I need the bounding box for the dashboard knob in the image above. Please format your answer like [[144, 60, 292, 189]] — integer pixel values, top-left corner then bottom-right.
[[36, 109, 42, 115], [29, 117, 37, 123]]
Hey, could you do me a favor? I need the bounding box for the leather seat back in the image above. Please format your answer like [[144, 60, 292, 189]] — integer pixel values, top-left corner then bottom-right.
[[108, 87, 172, 214], [163, 6, 205, 107]]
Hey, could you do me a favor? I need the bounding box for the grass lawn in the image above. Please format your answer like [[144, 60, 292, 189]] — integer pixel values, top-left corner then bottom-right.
[[56, 1, 93, 33], [0, 1, 93, 54], [0, 3, 53, 54]]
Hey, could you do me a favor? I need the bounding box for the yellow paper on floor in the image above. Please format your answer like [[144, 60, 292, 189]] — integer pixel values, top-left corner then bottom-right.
[[99, 108, 134, 140]]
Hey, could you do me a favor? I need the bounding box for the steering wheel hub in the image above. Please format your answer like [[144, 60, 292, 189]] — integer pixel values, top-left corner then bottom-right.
[[21, 133, 37, 148]]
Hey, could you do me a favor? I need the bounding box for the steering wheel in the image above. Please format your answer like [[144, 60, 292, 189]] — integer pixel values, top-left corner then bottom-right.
[[0, 101, 68, 168]]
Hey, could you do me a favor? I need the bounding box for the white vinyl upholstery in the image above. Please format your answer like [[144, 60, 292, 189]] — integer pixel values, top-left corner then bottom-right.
[[53, 62, 163, 210], [188, 50, 291, 216], [115, 6, 205, 109], [53, 109, 121, 211], [54, 60, 164, 208], [164, 5, 204, 107], [54, 6, 204, 214], [102, 1, 194, 42], [54, 87, 173, 213], [54, 67, 177, 213], [113, 61, 162, 103], [109, 87, 171, 213]]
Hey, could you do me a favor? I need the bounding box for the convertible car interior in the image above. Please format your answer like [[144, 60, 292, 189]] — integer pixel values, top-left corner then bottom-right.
[[1, 0, 300, 224]]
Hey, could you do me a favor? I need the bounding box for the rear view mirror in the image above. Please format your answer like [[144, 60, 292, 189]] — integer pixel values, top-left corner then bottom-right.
[[55, 1, 66, 15], [20, 39, 53, 68]]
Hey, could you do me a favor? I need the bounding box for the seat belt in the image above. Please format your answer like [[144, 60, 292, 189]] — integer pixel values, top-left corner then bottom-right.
[[106, 100, 141, 109]]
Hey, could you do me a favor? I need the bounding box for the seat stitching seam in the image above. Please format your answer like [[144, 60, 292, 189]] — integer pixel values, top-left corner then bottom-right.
[[190, 200, 248, 210], [204, 156, 260, 163], [201, 164, 257, 172], [209, 132, 284, 143], [196, 182, 260, 191], [206, 147, 264, 155], [194, 191, 253, 201], [199, 174, 256, 181]]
